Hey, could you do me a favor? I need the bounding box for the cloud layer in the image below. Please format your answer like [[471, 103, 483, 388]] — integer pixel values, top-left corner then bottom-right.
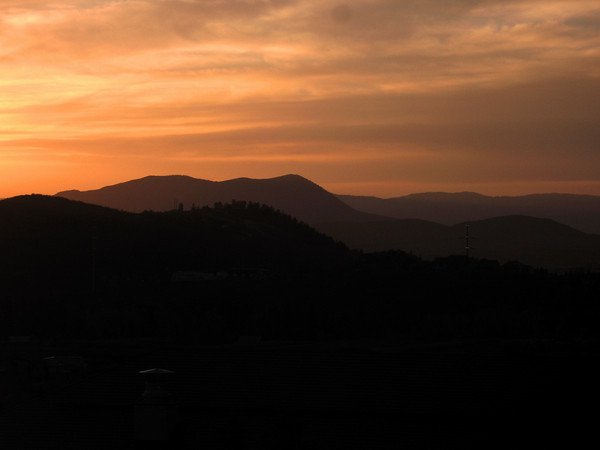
[[1, 0, 599, 196]]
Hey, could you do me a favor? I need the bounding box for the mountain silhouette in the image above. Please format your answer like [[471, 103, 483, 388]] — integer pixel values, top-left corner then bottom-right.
[[57, 174, 382, 224], [51, 174, 600, 269], [0, 195, 348, 287], [317, 215, 600, 270], [337, 192, 600, 234]]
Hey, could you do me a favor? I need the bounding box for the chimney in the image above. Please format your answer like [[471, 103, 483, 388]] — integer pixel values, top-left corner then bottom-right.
[[42, 356, 63, 386], [133, 368, 178, 444]]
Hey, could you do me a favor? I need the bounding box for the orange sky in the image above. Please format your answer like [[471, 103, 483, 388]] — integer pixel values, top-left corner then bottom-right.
[[1, 0, 599, 198]]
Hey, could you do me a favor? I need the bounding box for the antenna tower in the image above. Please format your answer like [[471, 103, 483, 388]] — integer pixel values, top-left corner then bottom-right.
[[91, 230, 97, 293], [465, 224, 470, 258]]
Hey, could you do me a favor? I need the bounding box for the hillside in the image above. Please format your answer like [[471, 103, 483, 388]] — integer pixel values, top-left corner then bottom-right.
[[0, 195, 348, 287], [57, 174, 382, 224], [2, 195, 600, 348], [337, 192, 600, 234], [316, 215, 600, 270]]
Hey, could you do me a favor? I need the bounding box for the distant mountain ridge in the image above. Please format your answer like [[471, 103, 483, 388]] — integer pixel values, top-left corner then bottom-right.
[[56, 174, 600, 233], [316, 215, 600, 270], [337, 192, 600, 234], [53, 174, 600, 268], [57, 174, 382, 224]]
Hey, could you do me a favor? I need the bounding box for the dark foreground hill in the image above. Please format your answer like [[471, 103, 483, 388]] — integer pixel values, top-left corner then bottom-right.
[[317, 215, 600, 270], [57, 174, 381, 224], [0, 195, 348, 287], [338, 191, 600, 234], [2, 194, 600, 344], [2, 200, 600, 450]]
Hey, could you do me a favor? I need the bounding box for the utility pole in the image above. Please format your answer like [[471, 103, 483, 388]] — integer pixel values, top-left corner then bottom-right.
[[465, 224, 470, 258], [91, 228, 97, 294]]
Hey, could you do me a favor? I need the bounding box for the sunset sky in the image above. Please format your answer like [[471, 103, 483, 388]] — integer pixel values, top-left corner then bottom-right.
[[1, 0, 599, 197]]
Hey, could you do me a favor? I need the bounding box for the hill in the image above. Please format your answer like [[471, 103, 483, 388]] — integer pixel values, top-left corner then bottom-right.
[[316, 215, 600, 270], [0, 195, 348, 286], [337, 192, 600, 234], [2, 195, 600, 346], [57, 174, 382, 224]]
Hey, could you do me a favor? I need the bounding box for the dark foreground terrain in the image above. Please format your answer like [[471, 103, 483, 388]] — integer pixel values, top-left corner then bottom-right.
[[2, 338, 598, 449], [1, 196, 599, 448]]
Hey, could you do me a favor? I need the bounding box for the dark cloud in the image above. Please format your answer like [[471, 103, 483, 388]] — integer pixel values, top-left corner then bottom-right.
[[330, 4, 353, 23], [564, 10, 600, 36]]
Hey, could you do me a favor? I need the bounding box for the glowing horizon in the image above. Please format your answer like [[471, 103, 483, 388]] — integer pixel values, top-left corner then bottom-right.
[[1, 0, 599, 198]]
